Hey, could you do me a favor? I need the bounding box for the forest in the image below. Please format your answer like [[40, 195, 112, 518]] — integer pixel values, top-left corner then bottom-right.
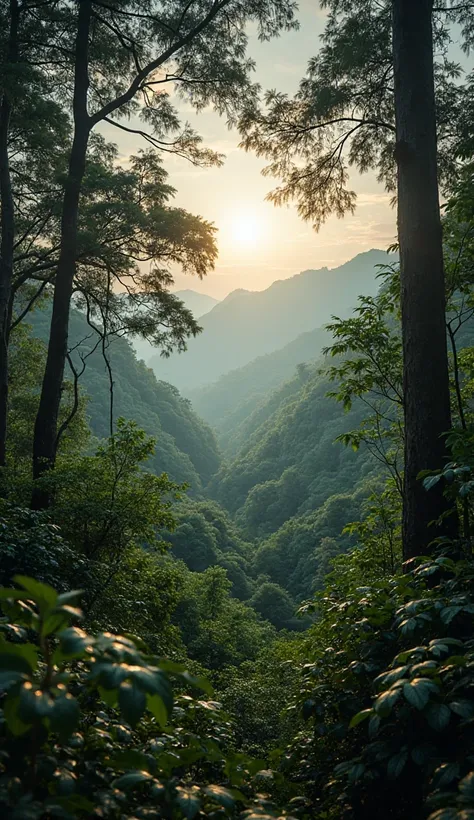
[[1, 1, 474, 819]]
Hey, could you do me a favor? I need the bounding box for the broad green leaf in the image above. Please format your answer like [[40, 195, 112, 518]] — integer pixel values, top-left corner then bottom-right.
[[450, 700, 474, 719], [19, 683, 53, 722], [403, 679, 438, 710], [425, 703, 451, 731], [56, 590, 83, 606], [181, 671, 214, 696], [14, 576, 57, 609], [113, 770, 153, 790], [118, 681, 146, 728], [3, 694, 31, 735], [432, 762, 460, 789], [56, 627, 92, 660], [349, 708, 373, 729], [387, 749, 408, 779], [49, 694, 80, 739], [0, 669, 27, 690], [348, 762, 365, 782], [176, 786, 201, 819], [147, 693, 168, 727], [204, 785, 245, 808], [0, 640, 38, 673], [374, 687, 401, 716], [459, 772, 474, 800]]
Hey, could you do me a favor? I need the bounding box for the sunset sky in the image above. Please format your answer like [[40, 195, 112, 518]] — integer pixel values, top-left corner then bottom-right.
[[100, 2, 411, 299]]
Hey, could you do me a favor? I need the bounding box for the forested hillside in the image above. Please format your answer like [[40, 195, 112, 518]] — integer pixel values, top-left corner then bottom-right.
[[150, 250, 394, 390], [31, 307, 220, 491], [187, 326, 330, 441]]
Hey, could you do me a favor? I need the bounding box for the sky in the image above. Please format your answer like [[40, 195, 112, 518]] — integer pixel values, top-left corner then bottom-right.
[[99, 2, 458, 300]]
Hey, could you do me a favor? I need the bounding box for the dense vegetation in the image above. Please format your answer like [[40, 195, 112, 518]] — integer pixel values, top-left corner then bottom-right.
[[2, 2, 474, 820]]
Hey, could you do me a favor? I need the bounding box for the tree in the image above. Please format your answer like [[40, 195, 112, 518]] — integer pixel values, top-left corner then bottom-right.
[[0, 0, 19, 468], [26, 0, 297, 501], [239, 0, 472, 557], [392, 0, 456, 557]]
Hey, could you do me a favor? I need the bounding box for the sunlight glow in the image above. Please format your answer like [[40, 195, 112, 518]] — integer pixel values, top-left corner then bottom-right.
[[232, 214, 260, 246], [220, 206, 271, 255]]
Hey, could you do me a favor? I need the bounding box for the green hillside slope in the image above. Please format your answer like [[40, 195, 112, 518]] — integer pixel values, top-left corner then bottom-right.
[[209, 363, 378, 534], [30, 307, 220, 492], [187, 326, 330, 448]]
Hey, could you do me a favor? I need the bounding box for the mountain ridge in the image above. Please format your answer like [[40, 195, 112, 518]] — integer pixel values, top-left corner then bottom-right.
[[149, 249, 396, 391]]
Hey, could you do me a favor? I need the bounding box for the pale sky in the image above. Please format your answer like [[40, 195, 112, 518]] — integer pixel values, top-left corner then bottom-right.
[[99, 2, 466, 300]]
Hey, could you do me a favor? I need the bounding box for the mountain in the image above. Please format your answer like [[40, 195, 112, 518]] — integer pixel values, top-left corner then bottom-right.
[[30, 307, 220, 492], [130, 289, 219, 364], [188, 326, 330, 451], [173, 289, 219, 318], [149, 250, 395, 391]]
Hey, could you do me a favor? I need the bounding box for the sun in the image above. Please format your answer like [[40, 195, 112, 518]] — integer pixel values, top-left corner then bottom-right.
[[232, 214, 259, 246]]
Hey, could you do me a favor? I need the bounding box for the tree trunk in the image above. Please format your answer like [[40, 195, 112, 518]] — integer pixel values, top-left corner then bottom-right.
[[31, 0, 91, 507], [392, 0, 457, 560], [0, 0, 19, 469]]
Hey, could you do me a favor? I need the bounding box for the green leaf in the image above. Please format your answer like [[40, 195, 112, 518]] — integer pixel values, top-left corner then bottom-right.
[[387, 749, 408, 779], [204, 785, 245, 808], [49, 694, 80, 739], [56, 627, 92, 660], [450, 700, 474, 719], [18, 683, 53, 722], [348, 762, 365, 783], [375, 666, 408, 687], [428, 810, 463, 820], [440, 606, 463, 625], [432, 762, 460, 789], [425, 703, 451, 731], [56, 591, 83, 606], [374, 687, 401, 717], [403, 679, 438, 710], [113, 770, 153, 790], [176, 787, 201, 819], [0, 640, 38, 673], [3, 693, 31, 735], [0, 669, 27, 690], [118, 681, 146, 728], [14, 576, 57, 609], [181, 671, 214, 696], [147, 693, 168, 727], [424, 474, 442, 490], [459, 772, 474, 800], [349, 708, 373, 729]]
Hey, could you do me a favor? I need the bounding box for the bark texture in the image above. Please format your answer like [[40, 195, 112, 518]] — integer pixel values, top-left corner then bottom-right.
[[0, 0, 19, 468], [392, 0, 457, 559], [32, 0, 92, 505]]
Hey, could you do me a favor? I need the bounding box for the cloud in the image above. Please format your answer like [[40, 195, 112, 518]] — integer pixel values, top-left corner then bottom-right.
[[357, 192, 393, 207]]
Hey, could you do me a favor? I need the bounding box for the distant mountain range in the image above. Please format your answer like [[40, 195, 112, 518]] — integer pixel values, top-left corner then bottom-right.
[[130, 288, 219, 363], [149, 250, 396, 391], [174, 289, 219, 317]]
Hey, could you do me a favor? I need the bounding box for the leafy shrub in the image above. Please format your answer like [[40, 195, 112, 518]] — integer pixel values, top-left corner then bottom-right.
[[285, 549, 474, 820], [0, 576, 294, 819]]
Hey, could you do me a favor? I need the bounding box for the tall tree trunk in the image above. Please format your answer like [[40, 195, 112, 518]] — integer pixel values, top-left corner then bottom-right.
[[0, 0, 19, 469], [392, 0, 457, 560], [31, 0, 91, 507]]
